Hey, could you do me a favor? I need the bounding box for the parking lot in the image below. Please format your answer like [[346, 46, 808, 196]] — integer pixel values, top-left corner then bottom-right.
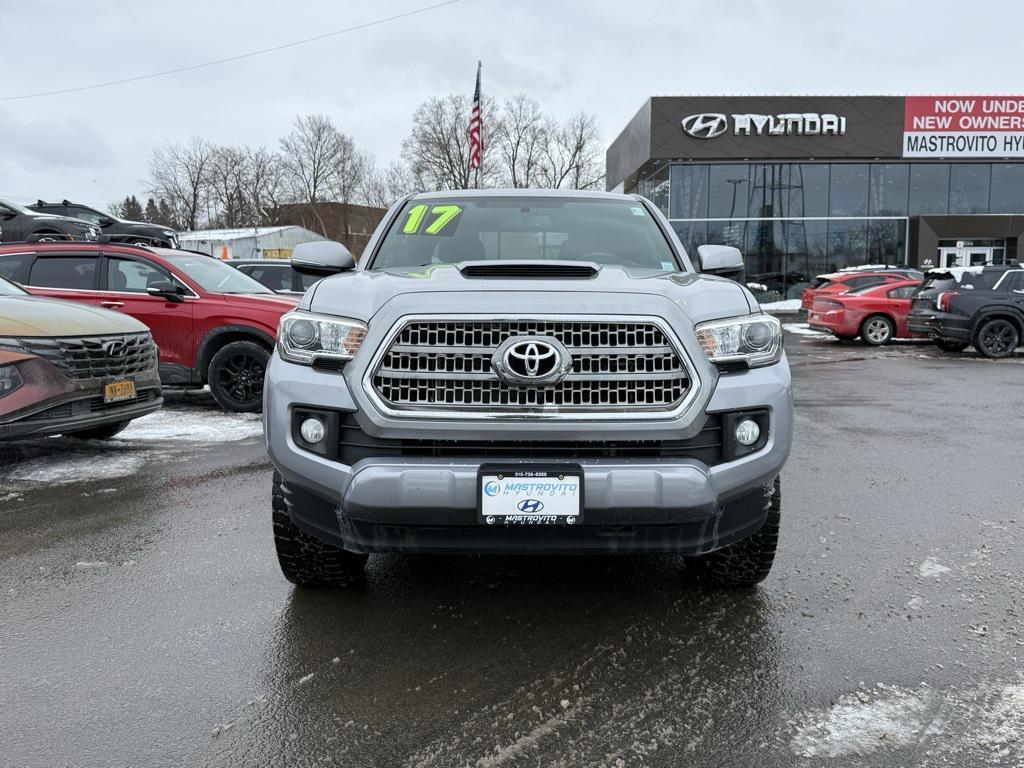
[[1, 327, 1022, 767]]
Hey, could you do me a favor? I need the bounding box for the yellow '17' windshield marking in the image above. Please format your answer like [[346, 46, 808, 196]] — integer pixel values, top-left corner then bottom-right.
[[423, 205, 461, 234]]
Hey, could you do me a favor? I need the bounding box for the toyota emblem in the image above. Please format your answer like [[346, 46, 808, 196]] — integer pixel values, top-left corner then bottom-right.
[[491, 335, 572, 386]]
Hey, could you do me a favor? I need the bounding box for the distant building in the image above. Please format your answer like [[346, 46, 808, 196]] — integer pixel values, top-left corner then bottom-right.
[[177, 225, 324, 261], [276, 202, 388, 256]]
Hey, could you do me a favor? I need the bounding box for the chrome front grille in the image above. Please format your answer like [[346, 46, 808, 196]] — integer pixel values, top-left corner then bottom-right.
[[370, 317, 693, 416], [0, 333, 158, 381]]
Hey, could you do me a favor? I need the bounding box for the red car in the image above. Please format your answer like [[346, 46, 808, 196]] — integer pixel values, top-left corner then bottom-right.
[[807, 279, 924, 345], [800, 271, 912, 312], [0, 243, 299, 411]]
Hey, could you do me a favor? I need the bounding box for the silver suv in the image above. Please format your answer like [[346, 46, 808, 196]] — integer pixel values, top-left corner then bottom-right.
[[264, 190, 792, 588]]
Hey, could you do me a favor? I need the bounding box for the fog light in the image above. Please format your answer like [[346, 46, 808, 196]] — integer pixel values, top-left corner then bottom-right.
[[300, 417, 326, 444], [734, 418, 760, 446]]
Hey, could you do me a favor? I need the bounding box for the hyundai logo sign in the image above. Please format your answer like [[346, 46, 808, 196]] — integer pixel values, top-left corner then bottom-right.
[[680, 113, 729, 139], [516, 499, 545, 514], [681, 112, 847, 139]]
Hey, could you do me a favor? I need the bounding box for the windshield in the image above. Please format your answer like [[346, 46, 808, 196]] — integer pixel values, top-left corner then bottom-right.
[[164, 253, 272, 294], [0, 275, 27, 296], [369, 196, 682, 271]]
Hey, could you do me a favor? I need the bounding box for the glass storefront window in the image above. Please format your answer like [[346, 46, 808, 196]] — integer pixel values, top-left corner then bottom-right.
[[868, 219, 905, 262], [949, 164, 991, 214], [791, 164, 830, 217], [909, 164, 949, 215], [990, 164, 1024, 214], [669, 165, 709, 219], [669, 220, 708, 260], [828, 164, 869, 217], [708, 165, 750, 219], [828, 219, 869, 268], [869, 164, 909, 216], [640, 164, 670, 216]]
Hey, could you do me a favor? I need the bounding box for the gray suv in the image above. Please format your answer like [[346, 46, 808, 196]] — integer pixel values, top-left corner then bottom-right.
[[264, 190, 792, 589]]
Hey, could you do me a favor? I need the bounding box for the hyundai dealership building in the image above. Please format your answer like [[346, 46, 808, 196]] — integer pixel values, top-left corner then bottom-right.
[[606, 96, 1024, 301]]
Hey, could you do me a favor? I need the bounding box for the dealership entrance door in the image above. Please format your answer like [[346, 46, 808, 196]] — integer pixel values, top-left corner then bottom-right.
[[938, 247, 994, 269]]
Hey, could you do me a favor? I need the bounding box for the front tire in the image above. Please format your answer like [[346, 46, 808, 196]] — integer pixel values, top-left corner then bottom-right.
[[272, 472, 368, 588], [936, 339, 969, 353], [684, 478, 781, 588], [64, 420, 130, 440], [974, 318, 1020, 359], [207, 340, 269, 412], [860, 315, 895, 346]]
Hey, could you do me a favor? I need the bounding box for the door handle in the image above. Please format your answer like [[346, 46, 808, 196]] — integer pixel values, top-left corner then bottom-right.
[[100, 301, 125, 308]]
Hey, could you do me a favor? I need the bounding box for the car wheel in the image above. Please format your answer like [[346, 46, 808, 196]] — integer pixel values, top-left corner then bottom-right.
[[207, 340, 269, 412], [64, 420, 130, 440], [684, 478, 781, 588], [936, 339, 969, 353], [272, 472, 368, 588], [860, 315, 895, 346], [974, 318, 1020, 359]]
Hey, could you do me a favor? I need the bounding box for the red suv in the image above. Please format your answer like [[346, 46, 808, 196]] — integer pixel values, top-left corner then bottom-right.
[[0, 243, 299, 412]]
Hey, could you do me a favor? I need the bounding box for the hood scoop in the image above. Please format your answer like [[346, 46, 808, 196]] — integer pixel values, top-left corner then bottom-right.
[[457, 260, 600, 279]]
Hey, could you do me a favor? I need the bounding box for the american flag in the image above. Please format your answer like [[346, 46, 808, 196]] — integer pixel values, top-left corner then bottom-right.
[[469, 61, 482, 172]]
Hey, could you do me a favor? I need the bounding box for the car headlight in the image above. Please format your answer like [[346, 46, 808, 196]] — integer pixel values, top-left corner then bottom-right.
[[0, 364, 23, 397], [695, 314, 783, 368], [277, 311, 367, 367]]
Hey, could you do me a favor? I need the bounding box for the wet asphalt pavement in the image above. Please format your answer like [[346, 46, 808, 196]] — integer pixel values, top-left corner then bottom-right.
[[2, 328, 1023, 767]]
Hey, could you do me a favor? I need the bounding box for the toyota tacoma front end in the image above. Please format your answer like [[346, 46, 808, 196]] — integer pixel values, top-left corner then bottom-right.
[[264, 191, 792, 588]]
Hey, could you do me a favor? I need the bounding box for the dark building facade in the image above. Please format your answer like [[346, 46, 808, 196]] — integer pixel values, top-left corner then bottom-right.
[[607, 96, 1024, 301]]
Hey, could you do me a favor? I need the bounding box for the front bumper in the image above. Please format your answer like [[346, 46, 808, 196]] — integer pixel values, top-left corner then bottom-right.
[[265, 352, 793, 555]]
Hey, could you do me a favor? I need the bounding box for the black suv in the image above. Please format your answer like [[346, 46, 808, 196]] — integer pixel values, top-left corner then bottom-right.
[[29, 200, 177, 248], [908, 265, 1024, 357], [0, 197, 99, 243]]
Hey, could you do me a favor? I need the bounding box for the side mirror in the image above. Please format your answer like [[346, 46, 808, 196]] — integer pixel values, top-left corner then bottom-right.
[[147, 280, 185, 302], [697, 244, 745, 280], [291, 240, 355, 276], [99, 217, 115, 227]]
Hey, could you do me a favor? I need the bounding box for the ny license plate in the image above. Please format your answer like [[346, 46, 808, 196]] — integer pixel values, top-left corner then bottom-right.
[[103, 379, 136, 404], [478, 465, 584, 526]]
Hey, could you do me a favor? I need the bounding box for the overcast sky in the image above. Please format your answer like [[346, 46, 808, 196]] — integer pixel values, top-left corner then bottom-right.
[[2, 0, 1023, 208]]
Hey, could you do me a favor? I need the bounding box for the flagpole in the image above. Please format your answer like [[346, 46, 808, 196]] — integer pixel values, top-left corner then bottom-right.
[[475, 60, 482, 189]]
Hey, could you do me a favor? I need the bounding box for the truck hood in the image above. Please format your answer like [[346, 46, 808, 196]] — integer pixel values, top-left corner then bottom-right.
[[116, 220, 176, 237], [305, 264, 757, 325], [0, 295, 150, 337]]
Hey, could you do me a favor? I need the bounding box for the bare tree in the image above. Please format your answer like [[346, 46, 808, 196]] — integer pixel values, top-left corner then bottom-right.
[[540, 112, 605, 190], [279, 114, 347, 235], [360, 158, 419, 210], [147, 137, 216, 231], [493, 94, 547, 188], [403, 95, 496, 190], [207, 145, 250, 228], [244, 146, 287, 225]]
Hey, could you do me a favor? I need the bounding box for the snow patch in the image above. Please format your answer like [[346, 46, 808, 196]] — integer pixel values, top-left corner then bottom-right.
[[116, 409, 262, 442], [918, 558, 951, 578], [6, 453, 146, 485], [761, 299, 803, 311], [782, 323, 833, 338], [789, 685, 932, 758]]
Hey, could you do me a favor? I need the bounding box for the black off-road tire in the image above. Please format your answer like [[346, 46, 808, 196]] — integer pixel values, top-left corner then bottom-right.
[[684, 478, 781, 588], [64, 420, 130, 440], [974, 318, 1020, 359], [207, 340, 270, 412], [860, 315, 895, 346], [936, 339, 969, 353], [272, 472, 367, 588]]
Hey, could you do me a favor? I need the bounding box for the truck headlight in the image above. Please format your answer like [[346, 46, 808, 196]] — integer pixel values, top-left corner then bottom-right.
[[695, 314, 782, 369], [0, 364, 23, 397], [277, 311, 367, 367]]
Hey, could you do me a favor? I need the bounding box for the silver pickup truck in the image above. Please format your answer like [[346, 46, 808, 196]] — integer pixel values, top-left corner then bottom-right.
[[263, 190, 792, 589]]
